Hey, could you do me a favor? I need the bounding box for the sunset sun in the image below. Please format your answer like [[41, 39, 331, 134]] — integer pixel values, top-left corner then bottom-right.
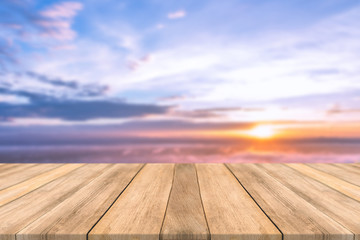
[[245, 125, 276, 139]]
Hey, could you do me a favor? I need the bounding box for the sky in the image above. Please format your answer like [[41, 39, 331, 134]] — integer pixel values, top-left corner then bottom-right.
[[1, 0, 360, 143]]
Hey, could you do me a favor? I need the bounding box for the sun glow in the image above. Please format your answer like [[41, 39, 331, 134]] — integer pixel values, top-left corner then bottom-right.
[[245, 125, 276, 139]]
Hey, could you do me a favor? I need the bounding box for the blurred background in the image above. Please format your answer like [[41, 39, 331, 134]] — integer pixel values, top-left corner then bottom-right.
[[1, 0, 360, 163]]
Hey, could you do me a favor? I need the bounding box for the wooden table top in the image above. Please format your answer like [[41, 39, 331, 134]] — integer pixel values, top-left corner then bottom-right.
[[0, 163, 359, 240]]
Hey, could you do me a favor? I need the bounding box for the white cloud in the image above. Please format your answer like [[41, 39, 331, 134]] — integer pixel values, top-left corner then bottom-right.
[[119, 35, 138, 51], [0, 94, 29, 104], [7, 4, 360, 123], [167, 10, 186, 19], [156, 23, 165, 29], [95, 22, 141, 52]]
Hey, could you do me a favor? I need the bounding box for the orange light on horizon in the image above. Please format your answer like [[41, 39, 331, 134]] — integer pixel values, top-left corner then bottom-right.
[[243, 125, 277, 139]]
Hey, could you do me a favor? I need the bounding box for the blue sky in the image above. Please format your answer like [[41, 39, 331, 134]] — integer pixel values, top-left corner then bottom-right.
[[1, 0, 360, 139]]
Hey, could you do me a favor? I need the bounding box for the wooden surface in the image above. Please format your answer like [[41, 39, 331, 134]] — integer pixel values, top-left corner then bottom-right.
[[258, 164, 360, 240], [227, 164, 353, 240], [161, 164, 209, 240], [287, 163, 360, 202], [307, 163, 360, 187], [89, 164, 174, 240], [0, 164, 82, 207], [17, 164, 143, 240], [0, 163, 359, 240], [197, 164, 281, 240]]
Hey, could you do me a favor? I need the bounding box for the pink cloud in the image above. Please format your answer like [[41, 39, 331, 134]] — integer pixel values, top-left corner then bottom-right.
[[36, 20, 71, 28], [127, 54, 152, 71], [40, 2, 83, 19], [158, 95, 186, 101], [127, 61, 140, 71], [40, 28, 77, 41], [36, 2, 83, 41], [51, 44, 77, 50], [167, 10, 186, 19], [140, 54, 152, 62]]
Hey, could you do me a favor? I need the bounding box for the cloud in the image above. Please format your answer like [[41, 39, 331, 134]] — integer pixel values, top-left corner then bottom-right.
[[113, 120, 254, 131], [199, 107, 264, 112], [0, 43, 15, 71], [25, 71, 79, 89], [40, 2, 83, 19], [0, 0, 83, 71], [0, 89, 169, 121], [308, 68, 341, 76], [1, 71, 109, 98], [112, 5, 360, 123], [171, 109, 219, 118], [127, 54, 152, 71], [158, 95, 186, 101], [37, 1, 83, 41], [156, 24, 165, 29], [167, 10, 186, 19], [2, 0, 360, 126], [169, 107, 265, 119], [0, 94, 29, 104], [36, 20, 77, 41], [3, 1, 83, 43], [327, 104, 360, 115]]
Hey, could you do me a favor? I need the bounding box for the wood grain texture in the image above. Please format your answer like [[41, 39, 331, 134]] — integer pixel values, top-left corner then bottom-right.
[[89, 164, 174, 240], [0, 164, 36, 179], [0, 164, 21, 172], [307, 163, 360, 187], [352, 163, 360, 168], [335, 163, 360, 172], [259, 164, 360, 240], [287, 163, 360, 201], [17, 164, 143, 240], [0, 163, 359, 240], [227, 164, 353, 240], [0, 164, 111, 240], [0, 164, 62, 190], [196, 164, 281, 240], [161, 164, 209, 240], [0, 164, 36, 182], [0, 164, 83, 207]]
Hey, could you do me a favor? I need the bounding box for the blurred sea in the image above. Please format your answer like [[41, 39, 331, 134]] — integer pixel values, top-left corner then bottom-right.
[[0, 141, 359, 163]]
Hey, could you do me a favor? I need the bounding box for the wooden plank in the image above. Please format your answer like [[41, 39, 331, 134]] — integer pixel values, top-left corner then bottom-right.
[[335, 163, 360, 173], [0, 164, 83, 207], [306, 164, 360, 187], [0, 164, 62, 190], [0, 164, 34, 178], [196, 164, 281, 240], [17, 164, 143, 240], [0, 164, 112, 240], [227, 164, 354, 240], [0, 164, 21, 172], [352, 163, 360, 168], [161, 164, 209, 240], [89, 164, 174, 240], [0, 164, 36, 179], [288, 163, 360, 201], [334, 163, 360, 172], [349, 163, 360, 171], [259, 164, 360, 240]]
